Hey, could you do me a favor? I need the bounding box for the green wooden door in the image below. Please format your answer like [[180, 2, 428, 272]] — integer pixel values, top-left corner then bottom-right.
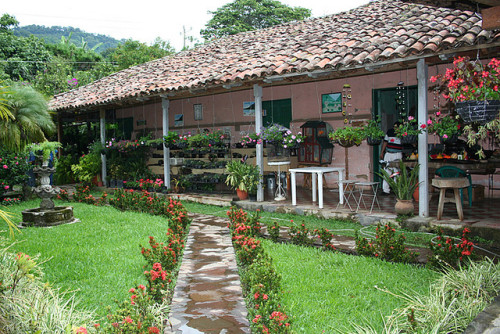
[[262, 99, 292, 128]]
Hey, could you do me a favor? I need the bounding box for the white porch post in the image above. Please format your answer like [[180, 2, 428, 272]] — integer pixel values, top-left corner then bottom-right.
[[417, 58, 429, 217], [254, 84, 264, 202], [162, 98, 171, 189], [100, 109, 107, 187]]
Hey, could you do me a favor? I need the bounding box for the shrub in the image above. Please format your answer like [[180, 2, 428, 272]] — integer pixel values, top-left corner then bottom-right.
[[0, 148, 30, 195], [143, 263, 171, 303], [268, 221, 280, 242], [105, 284, 166, 333], [109, 189, 190, 230], [227, 208, 292, 333], [288, 223, 313, 246], [355, 223, 418, 263], [314, 228, 336, 251], [428, 227, 475, 270]]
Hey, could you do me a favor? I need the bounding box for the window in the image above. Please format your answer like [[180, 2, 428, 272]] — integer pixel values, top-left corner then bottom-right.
[[194, 104, 203, 120]]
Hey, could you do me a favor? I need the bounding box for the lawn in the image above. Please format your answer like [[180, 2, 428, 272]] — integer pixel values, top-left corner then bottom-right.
[[2, 199, 169, 318], [262, 240, 439, 333]]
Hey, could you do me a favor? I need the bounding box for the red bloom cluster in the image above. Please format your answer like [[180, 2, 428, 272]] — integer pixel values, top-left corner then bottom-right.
[[430, 56, 500, 102], [429, 227, 475, 269]]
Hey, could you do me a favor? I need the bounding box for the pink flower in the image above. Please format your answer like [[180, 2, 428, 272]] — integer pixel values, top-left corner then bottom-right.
[[75, 327, 88, 334], [124, 316, 133, 324], [2, 165, 7, 169], [408, 116, 414, 121], [443, 134, 448, 139], [4, 186, 9, 190], [427, 119, 433, 125], [436, 111, 441, 116]]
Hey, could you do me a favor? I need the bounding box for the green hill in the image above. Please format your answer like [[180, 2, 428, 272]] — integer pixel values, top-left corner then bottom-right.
[[12, 25, 124, 53]]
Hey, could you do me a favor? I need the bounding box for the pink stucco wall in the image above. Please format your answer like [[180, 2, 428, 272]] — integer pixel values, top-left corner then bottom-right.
[[114, 64, 472, 184]]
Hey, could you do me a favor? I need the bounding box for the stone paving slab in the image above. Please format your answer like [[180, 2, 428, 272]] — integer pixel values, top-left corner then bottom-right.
[[166, 214, 250, 333]]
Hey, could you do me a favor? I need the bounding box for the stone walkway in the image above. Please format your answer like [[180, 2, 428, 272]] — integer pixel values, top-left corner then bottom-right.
[[167, 213, 250, 333]]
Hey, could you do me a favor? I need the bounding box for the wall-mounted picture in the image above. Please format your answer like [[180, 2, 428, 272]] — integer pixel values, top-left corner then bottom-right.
[[243, 101, 255, 116], [243, 102, 266, 116], [322, 93, 342, 113], [174, 114, 184, 127]]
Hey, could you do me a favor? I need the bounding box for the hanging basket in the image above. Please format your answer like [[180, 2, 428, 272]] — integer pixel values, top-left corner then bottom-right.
[[337, 139, 357, 148], [366, 136, 382, 146], [455, 100, 500, 125], [400, 135, 418, 145], [439, 133, 459, 145]]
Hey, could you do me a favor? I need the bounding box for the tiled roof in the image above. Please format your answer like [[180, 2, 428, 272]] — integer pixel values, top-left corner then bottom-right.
[[49, 0, 500, 111]]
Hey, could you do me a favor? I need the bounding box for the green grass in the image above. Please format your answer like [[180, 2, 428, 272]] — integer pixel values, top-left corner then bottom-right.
[[183, 201, 435, 248], [2, 199, 169, 318], [262, 240, 439, 333]]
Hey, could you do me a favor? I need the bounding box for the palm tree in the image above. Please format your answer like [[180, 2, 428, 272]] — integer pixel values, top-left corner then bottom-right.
[[0, 83, 14, 121], [0, 83, 55, 151]]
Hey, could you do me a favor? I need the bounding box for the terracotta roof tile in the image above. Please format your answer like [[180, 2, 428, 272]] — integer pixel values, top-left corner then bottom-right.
[[49, 0, 500, 111]]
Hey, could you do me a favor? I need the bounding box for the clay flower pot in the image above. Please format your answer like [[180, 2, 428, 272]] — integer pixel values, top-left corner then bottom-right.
[[236, 189, 248, 200], [395, 199, 414, 215]]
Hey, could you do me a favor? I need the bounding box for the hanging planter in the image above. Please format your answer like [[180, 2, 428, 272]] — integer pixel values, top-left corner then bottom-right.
[[455, 100, 500, 125], [328, 126, 365, 148], [400, 135, 418, 145], [337, 139, 357, 148], [366, 136, 382, 146], [439, 133, 459, 145]]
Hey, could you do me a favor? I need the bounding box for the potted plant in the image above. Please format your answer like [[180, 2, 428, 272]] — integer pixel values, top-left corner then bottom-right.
[[363, 116, 385, 145], [207, 130, 226, 147], [328, 126, 366, 147], [241, 132, 262, 148], [378, 161, 420, 215], [282, 130, 306, 148], [427, 111, 461, 144], [29, 141, 62, 166], [394, 116, 426, 144], [162, 131, 179, 148], [261, 124, 304, 160], [431, 56, 500, 125], [225, 160, 260, 200]]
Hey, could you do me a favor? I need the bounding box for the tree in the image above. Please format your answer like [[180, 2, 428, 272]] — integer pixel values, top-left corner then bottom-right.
[[106, 38, 175, 71], [0, 13, 18, 33], [201, 0, 311, 40], [0, 83, 55, 151]]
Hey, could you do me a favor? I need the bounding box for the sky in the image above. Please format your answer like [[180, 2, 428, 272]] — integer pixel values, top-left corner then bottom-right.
[[3, 0, 371, 51]]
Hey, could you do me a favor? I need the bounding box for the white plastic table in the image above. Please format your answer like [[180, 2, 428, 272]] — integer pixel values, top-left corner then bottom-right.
[[289, 167, 345, 209]]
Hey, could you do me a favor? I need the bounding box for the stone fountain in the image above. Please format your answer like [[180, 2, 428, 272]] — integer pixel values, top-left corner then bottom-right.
[[21, 160, 78, 227]]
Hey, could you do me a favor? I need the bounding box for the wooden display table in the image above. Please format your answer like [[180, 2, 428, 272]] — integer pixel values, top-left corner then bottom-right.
[[432, 177, 470, 221]]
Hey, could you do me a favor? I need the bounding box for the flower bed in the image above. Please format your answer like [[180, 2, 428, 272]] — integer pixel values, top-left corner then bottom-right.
[[227, 207, 291, 333]]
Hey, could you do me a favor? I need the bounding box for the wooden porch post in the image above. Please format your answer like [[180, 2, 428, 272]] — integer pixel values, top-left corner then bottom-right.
[[417, 58, 429, 217], [100, 109, 107, 187], [254, 84, 264, 202], [162, 98, 171, 189]]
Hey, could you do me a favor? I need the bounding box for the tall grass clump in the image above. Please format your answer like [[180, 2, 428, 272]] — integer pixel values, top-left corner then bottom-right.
[[0, 244, 97, 333], [355, 259, 500, 334]]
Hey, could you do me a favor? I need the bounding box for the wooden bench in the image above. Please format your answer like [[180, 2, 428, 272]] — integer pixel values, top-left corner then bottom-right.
[[431, 177, 470, 221]]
